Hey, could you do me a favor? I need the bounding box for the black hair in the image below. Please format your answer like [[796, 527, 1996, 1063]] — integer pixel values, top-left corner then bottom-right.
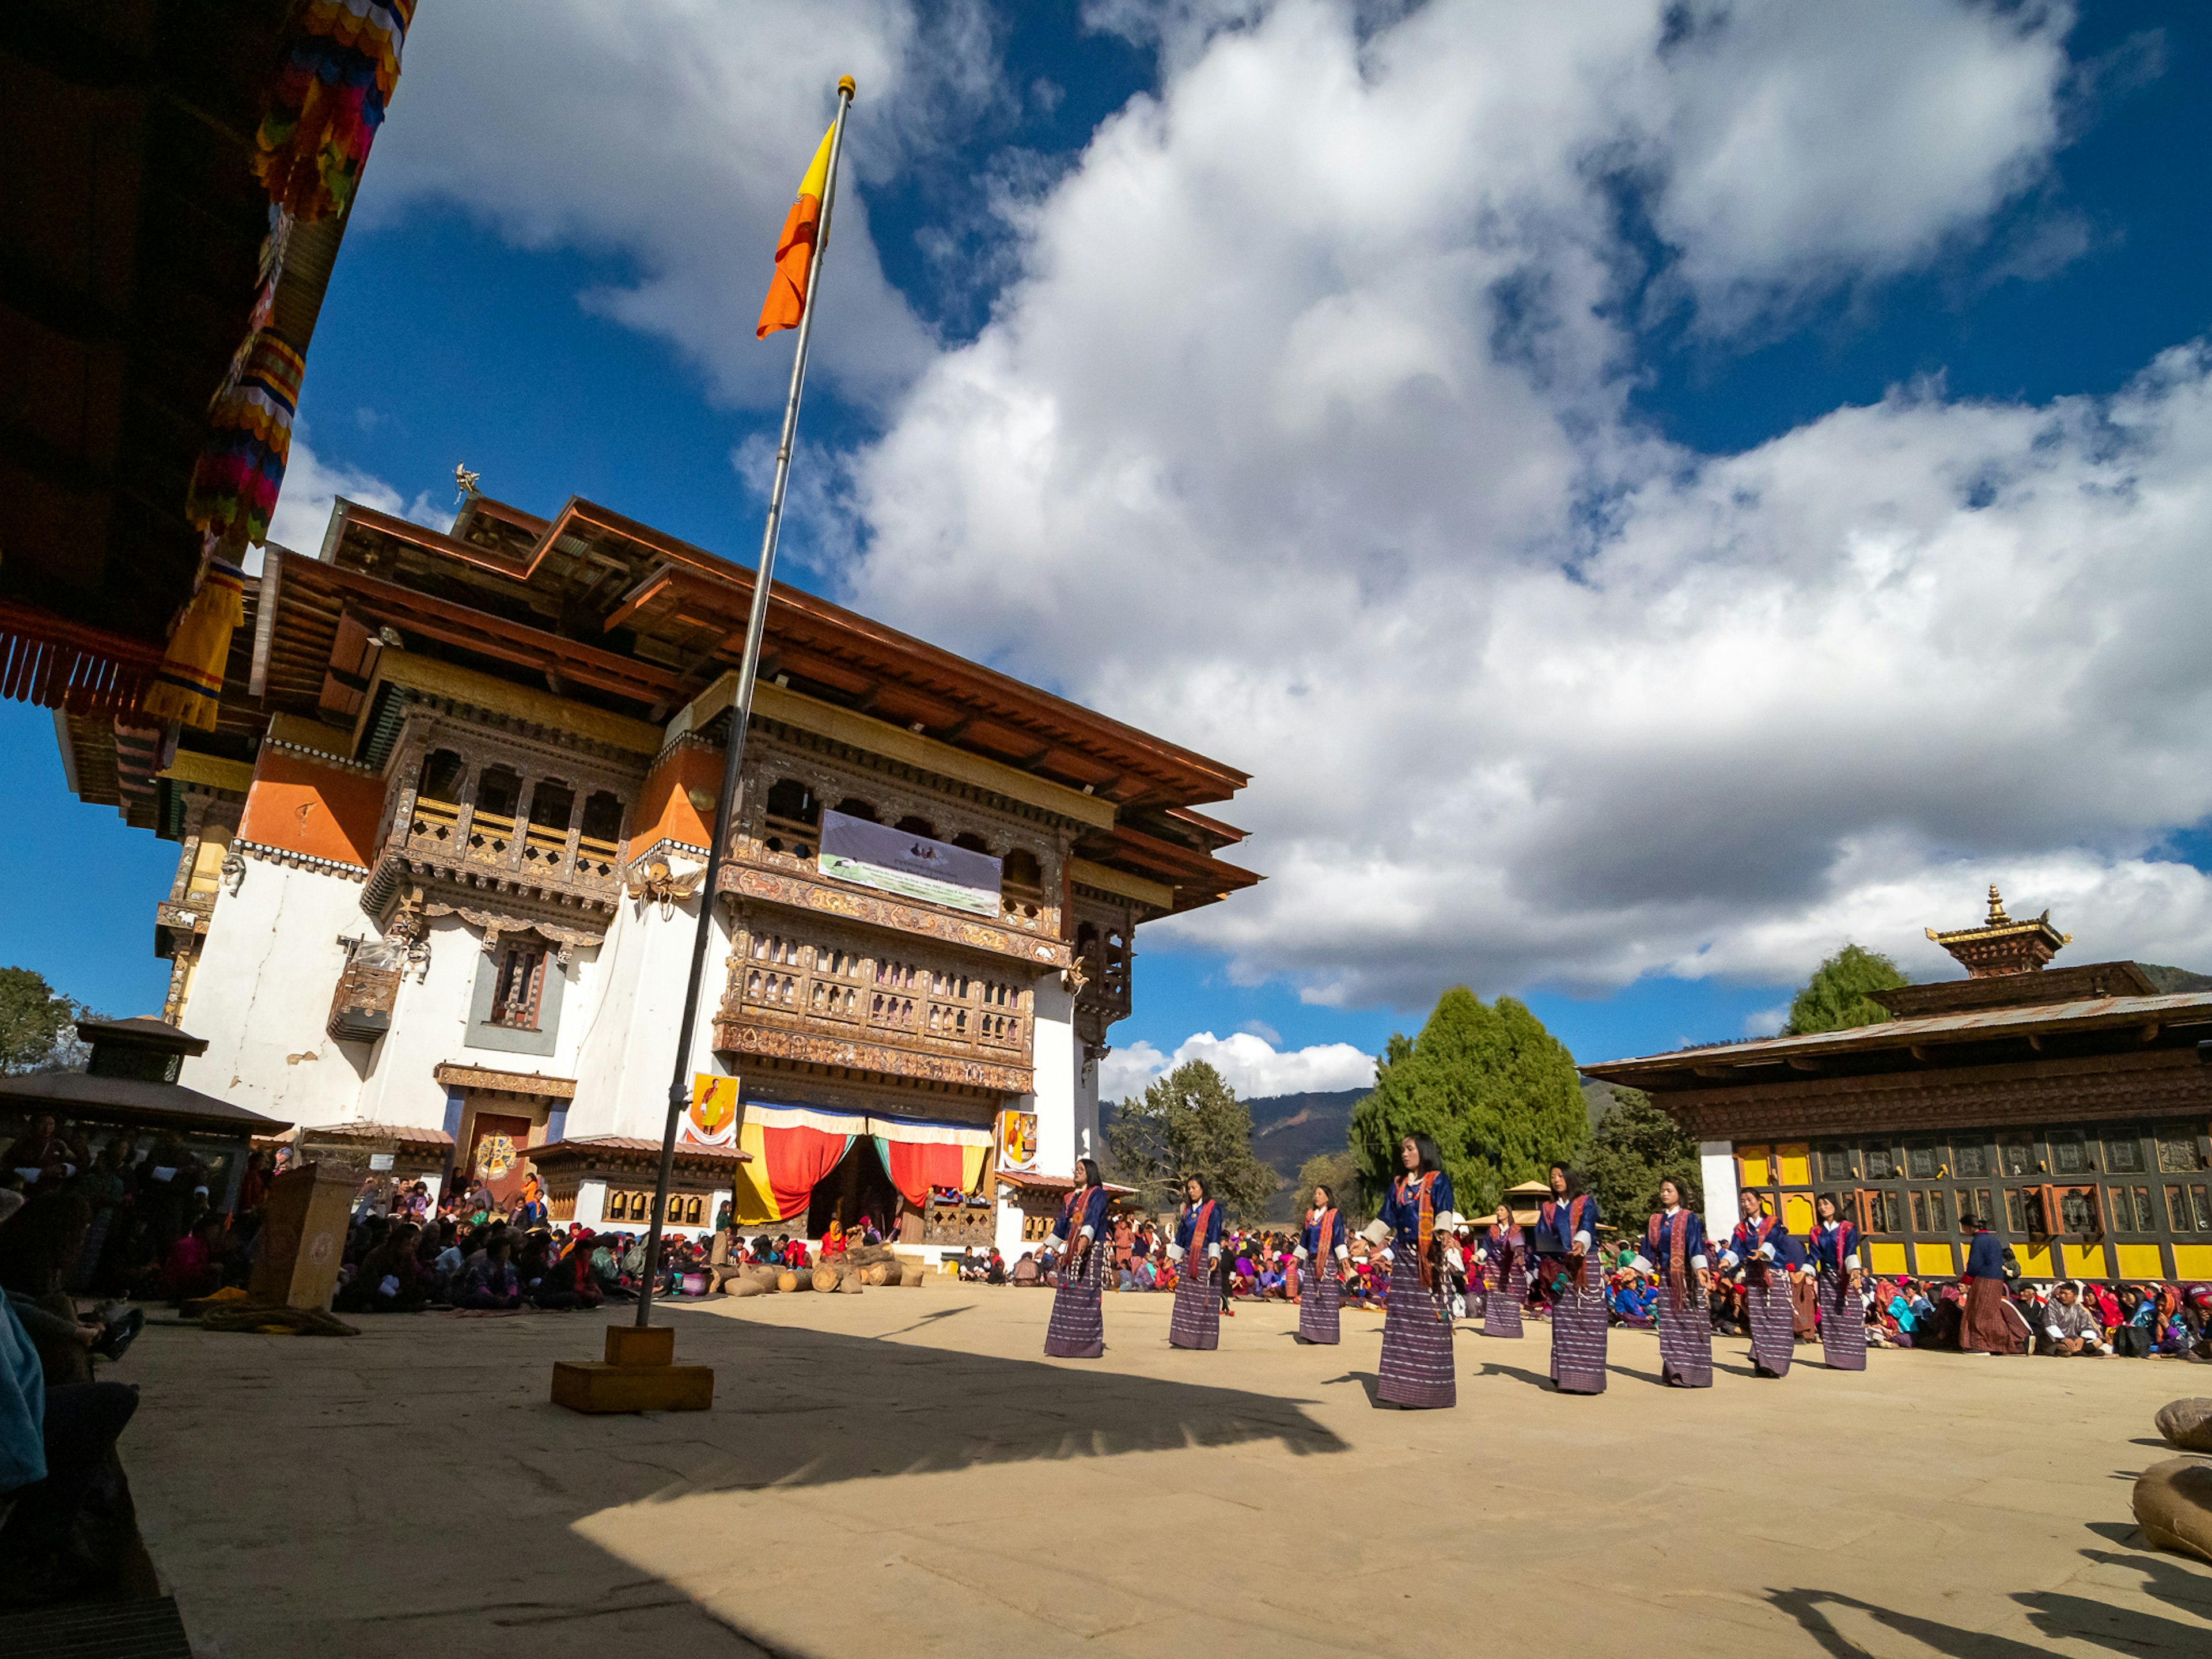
[[1551, 1162, 1583, 1200], [1814, 1191, 1842, 1219], [1656, 1174, 1683, 1202], [1313, 1184, 1336, 1209], [1078, 1157, 1103, 1188], [1184, 1173, 1211, 1200], [1404, 1134, 1442, 1175]]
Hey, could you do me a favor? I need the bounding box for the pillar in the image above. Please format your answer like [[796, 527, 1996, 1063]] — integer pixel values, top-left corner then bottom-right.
[[1699, 1139, 1737, 1238]]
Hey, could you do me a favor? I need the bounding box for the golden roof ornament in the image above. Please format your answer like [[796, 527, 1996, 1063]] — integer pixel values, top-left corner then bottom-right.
[[1926, 884, 2073, 978]]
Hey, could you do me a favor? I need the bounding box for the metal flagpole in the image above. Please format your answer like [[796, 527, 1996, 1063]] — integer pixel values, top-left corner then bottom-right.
[[634, 75, 857, 1330]]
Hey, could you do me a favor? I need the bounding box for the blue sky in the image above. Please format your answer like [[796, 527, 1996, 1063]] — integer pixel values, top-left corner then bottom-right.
[[7, 2, 2211, 1099]]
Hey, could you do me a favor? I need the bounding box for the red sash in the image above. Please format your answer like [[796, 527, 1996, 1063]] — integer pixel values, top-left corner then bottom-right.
[[1060, 1186, 1096, 1248], [1310, 1206, 1336, 1266], [1183, 1199, 1217, 1262]]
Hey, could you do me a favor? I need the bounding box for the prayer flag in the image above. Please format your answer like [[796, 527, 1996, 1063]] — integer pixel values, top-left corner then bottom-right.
[[756, 123, 836, 338]]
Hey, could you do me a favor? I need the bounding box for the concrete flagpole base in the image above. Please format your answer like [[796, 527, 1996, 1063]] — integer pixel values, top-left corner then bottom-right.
[[551, 1324, 714, 1413]]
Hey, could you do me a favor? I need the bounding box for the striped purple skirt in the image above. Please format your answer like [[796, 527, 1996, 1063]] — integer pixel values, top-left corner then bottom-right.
[[1818, 1268, 1866, 1371], [1655, 1286, 1712, 1387], [1546, 1255, 1608, 1393], [1298, 1259, 1341, 1344], [1484, 1256, 1524, 1338], [1044, 1241, 1105, 1357], [1747, 1275, 1794, 1377], [1377, 1253, 1455, 1408], [1169, 1257, 1219, 1349]]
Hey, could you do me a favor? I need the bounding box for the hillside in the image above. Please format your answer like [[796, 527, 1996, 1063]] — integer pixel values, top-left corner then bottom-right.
[[1100, 1086, 1370, 1221]]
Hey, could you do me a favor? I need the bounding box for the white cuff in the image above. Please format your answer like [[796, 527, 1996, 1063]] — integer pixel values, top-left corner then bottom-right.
[[1475, 1248, 1488, 1263], [1334, 1246, 1349, 1263], [1207, 1244, 1221, 1261], [1719, 1251, 1740, 1268], [2046, 1325, 2063, 1339], [1844, 1253, 1860, 1270], [1629, 1255, 1653, 1274], [1756, 1244, 1775, 1260], [1293, 1245, 1308, 1260], [1167, 1244, 1185, 1263], [1079, 1224, 1094, 1240], [1381, 1246, 1395, 1263], [1691, 1253, 1708, 1270], [1573, 1230, 1592, 1249]]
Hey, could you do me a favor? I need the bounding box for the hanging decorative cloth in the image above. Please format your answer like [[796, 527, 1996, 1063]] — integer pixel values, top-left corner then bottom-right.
[[185, 331, 305, 555], [253, 0, 419, 222], [141, 553, 248, 730]]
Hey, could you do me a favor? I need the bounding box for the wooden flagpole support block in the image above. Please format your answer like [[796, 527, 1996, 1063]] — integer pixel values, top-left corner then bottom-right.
[[551, 1324, 714, 1414]]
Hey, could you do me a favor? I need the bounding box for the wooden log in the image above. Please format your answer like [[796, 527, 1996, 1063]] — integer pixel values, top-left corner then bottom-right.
[[777, 1268, 804, 1293], [811, 1264, 841, 1293], [861, 1261, 893, 1286], [835, 1264, 866, 1293]]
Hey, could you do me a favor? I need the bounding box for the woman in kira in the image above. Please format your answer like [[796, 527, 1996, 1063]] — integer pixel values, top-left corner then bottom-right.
[[1375, 1134, 1456, 1408], [1718, 1188, 1809, 1378], [1639, 1176, 1711, 1388], [1534, 1162, 1606, 1394], [1809, 1191, 1867, 1371], [1475, 1201, 1526, 1339], [1293, 1183, 1349, 1344], [1168, 1175, 1225, 1350], [1042, 1158, 1109, 1359]]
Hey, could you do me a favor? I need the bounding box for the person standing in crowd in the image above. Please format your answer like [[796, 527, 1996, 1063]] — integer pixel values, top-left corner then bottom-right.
[[1476, 1202, 1525, 1339], [1168, 1176, 1224, 1349], [1809, 1192, 1866, 1372], [1375, 1134, 1456, 1408], [1043, 1159, 1110, 1358], [1640, 1177, 1710, 1388], [1293, 1184, 1347, 1344], [1719, 1190, 1803, 1378], [1534, 1162, 1605, 1393], [1959, 1214, 2027, 1355]]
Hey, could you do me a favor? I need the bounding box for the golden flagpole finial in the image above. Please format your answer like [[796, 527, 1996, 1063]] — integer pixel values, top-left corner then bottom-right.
[[838, 75, 857, 100]]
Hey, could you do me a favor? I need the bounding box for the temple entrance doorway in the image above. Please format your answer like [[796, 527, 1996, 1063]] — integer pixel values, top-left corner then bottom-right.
[[806, 1138, 900, 1238]]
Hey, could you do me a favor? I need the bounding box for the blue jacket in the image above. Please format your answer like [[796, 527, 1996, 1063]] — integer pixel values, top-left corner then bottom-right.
[[1809, 1219, 1860, 1275], [1379, 1171, 1455, 1255], [1639, 1209, 1707, 1279], [1532, 1192, 1599, 1256], [1298, 1209, 1347, 1263], [1964, 1229, 2008, 1280], [1174, 1199, 1224, 1256], [1050, 1185, 1110, 1246], [1722, 1214, 1807, 1272], [0, 1300, 44, 1494]]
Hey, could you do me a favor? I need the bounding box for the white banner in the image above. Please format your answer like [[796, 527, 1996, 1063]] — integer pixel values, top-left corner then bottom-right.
[[817, 808, 1002, 916]]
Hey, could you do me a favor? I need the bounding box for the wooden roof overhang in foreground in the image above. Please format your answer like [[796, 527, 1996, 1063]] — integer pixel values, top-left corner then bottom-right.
[[242, 493, 1258, 914], [1581, 965, 2212, 1145], [0, 1, 354, 714]]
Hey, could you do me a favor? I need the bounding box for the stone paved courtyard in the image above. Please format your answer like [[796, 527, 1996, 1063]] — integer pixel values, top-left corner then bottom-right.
[[120, 1283, 2212, 1656]]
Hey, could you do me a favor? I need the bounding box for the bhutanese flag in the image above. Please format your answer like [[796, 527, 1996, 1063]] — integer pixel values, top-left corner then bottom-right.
[[756, 123, 836, 339]]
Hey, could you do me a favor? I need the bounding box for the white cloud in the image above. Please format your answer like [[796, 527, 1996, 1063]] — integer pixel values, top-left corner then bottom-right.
[[1743, 1003, 1790, 1041], [260, 430, 453, 562], [359, 0, 1006, 410], [1102, 1031, 1378, 1101], [829, 1, 2212, 1013]]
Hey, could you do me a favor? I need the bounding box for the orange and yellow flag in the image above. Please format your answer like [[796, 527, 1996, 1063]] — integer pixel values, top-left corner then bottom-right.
[[756, 123, 836, 339]]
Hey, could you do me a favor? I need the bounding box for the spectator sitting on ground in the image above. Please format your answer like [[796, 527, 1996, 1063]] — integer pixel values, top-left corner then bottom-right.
[[986, 1248, 1007, 1285], [2041, 1282, 2109, 1354], [158, 1213, 224, 1303], [461, 1236, 521, 1309], [1010, 1250, 1040, 1286]]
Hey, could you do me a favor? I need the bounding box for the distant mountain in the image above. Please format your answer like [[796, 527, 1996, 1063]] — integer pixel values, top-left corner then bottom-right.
[[1099, 1086, 1370, 1221], [2139, 963, 2212, 994]]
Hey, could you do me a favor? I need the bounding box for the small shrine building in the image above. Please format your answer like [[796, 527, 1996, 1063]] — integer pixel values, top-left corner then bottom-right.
[[1581, 890, 2212, 1285]]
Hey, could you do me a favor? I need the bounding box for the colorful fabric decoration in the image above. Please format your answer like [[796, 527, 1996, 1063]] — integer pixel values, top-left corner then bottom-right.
[[141, 554, 248, 730], [253, 0, 418, 222], [871, 1137, 981, 1210], [186, 331, 304, 553]]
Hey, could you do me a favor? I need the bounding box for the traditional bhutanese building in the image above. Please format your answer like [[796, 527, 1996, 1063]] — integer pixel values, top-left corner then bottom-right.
[[52, 491, 1258, 1257], [1580, 889, 2212, 1285]]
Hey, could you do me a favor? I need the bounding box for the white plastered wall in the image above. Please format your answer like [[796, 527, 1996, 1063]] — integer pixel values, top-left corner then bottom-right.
[[1700, 1140, 1738, 1239]]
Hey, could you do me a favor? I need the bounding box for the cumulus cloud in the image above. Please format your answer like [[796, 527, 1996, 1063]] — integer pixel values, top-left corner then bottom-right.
[[832, 0, 2212, 1010], [359, 0, 1007, 408], [1101, 1031, 1378, 1101], [260, 430, 453, 562]]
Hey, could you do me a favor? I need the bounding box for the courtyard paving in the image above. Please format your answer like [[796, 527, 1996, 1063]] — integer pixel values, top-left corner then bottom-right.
[[118, 1282, 2212, 1656]]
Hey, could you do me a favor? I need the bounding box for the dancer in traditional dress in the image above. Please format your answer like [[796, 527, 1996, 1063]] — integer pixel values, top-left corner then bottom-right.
[[1376, 1134, 1456, 1407], [1637, 1177, 1711, 1387], [1718, 1190, 1804, 1377], [1476, 1202, 1525, 1338], [1534, 1162, 1605, 1393], [1168, 1175, 1224, 1350], [1293, 1184, 1348, 1344], [1043, 1158, 1109, 1358], [1809, 1192, 1867, 1372], [1959, 1214, 2028, 1355]]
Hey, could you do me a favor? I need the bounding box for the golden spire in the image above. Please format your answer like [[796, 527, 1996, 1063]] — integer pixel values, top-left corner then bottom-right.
[[1986, 884, 2010, 926]]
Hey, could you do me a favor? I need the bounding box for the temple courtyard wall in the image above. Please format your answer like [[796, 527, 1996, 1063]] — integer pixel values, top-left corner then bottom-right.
[[122, 1287, 2210, 1656]]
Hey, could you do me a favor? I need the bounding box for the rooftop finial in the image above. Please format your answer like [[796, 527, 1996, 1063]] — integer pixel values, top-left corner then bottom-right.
[[454, 462, 481, 502], [1986, 884, 2010, 926]]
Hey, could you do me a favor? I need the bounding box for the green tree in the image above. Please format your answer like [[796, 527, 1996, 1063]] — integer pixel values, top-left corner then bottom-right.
[[1784, 943, 1907, 1035], [1292, 1149, 1364, 1222], [1581, 1086, 1702, 1226], [1105, 1060, 1278, 1219], [1346, 987, 1586, 1218], [0, 968, 79, 1075]]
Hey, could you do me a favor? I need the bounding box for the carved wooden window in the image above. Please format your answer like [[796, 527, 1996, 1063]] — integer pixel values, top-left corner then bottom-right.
[[894, 815, 935, 838], [762, 779, 820, 856], [1863, 1146, 1897, 1180], [1021, 1212, 1050, 1243], [2056, 1186, 2100, 1233], [2157, 1128, 2205, 1174], [471, 767, 521, 863], [1908, 1188, 1948, 1233], [951, 832, 989, 854], [1957, 1188, 1995, 1231], [606, 1191, 704, 1226], [578, 791, 623, 876], [490, 946, 547, 1029], [1001, 849, 1044, 917], [1858, 1189, 1904, 1234], [2104, 1131, 2145, 1175], [1817, 1147, 1852, 1183], [523, 780, 574, 870], [412, 749, 464, 843], [744, 937, 801, 1009], [1906, 1144, 1938, 1180], [834, 797, 878, 823], [2050, 1136, 2086, 1176], [2001, 1136, 2036, 1177], [2107, 1185, 2156, 1234], [2004, 1187, 2039, 1237], [1952, 1142, 1990, 1179], [2165, 1185, 2212, 1233]]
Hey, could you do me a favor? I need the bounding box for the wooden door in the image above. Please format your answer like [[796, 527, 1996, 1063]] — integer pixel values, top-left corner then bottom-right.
[[465, 1112, 535, 1205]]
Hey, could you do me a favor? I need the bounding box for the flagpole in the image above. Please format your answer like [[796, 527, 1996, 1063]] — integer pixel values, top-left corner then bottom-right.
[[634, 75, 857, 1330]]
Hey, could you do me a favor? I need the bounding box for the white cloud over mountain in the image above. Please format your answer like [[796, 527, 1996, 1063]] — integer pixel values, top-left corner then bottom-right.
[[1101, 1031, 1377, 1101], [346, 1, 2212, 1022]]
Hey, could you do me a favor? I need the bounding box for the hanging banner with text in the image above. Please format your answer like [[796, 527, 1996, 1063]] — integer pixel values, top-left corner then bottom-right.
[[817, 808, 1002, 916]]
